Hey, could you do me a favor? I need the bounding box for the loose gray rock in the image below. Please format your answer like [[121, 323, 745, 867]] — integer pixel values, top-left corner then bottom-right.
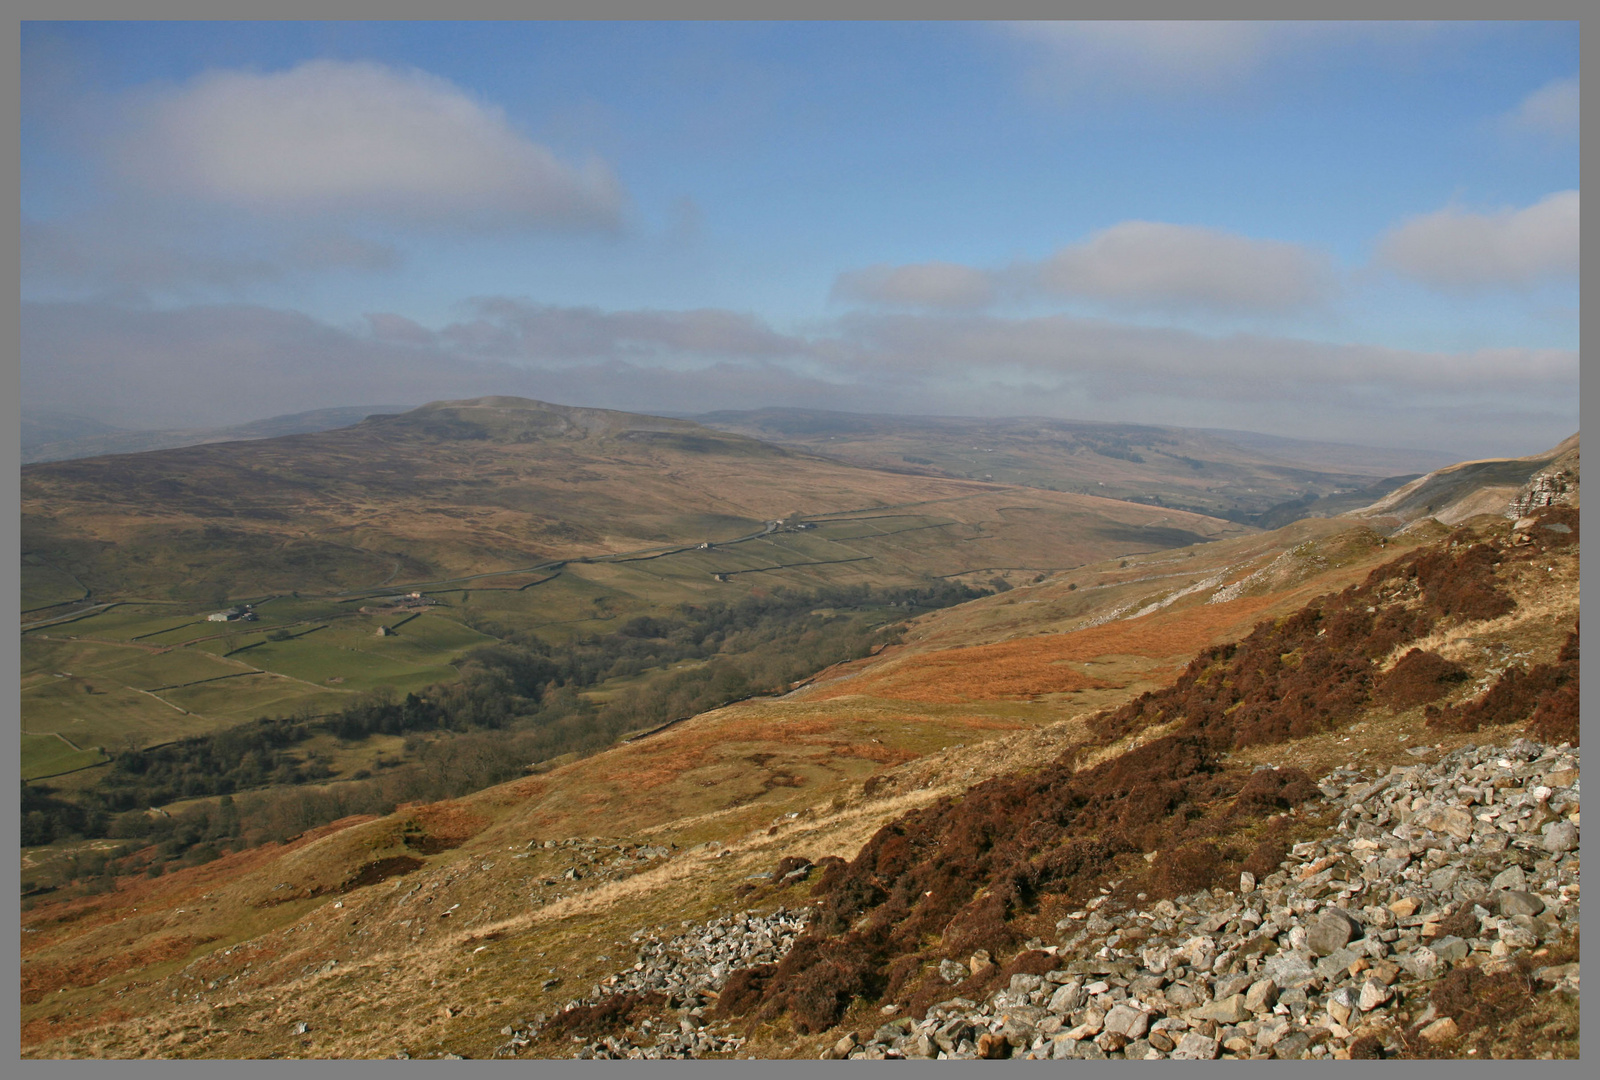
[[1307, 908, 1361, 956], [536, 739, 1577, 1060], [1102, 1003, 1149, 1039], [1492, 866, 1528, 893], [1260, 951, 1317, 989], [1543, 821, 1578, 854], [1047, 981, 1082, 1015], [1408, 946, 1446, 981], [1244, 978, 1278, 1014], [1191, 993, 1250, 1025], [1499, 891, 1546, 918], [1358, 979, 1393, 1011], [1171, 1032, 1219, 1060]]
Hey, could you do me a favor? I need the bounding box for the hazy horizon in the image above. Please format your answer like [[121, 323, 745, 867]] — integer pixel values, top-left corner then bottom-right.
[[22, 22, 1578, 460]]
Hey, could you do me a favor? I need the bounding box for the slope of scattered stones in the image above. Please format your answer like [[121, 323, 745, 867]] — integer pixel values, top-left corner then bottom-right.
[[707, 510, 1575, 1032], [527, 508, 1578, 1057], [551, 737, 1578, 1059]]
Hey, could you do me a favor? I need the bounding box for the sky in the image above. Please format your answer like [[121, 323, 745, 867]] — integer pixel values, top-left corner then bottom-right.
[[19, 21, 1580, 459]]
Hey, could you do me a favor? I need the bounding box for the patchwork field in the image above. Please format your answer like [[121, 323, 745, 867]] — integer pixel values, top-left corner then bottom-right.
[[21, 733, 109, 782]]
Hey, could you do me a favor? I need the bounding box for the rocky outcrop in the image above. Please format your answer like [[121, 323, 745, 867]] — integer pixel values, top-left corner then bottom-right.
[[838, 737, 1580, 1060], [548, 738, 1577, 1060], [508, 908, 811, 1059], [1508, 466, 1578, 518]]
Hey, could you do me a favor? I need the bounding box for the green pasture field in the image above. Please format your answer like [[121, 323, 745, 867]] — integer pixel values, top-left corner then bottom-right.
[[93, 648, 248, 691], [228, 629, 460, 695], [21, 634, 256, 690], [19, 676, 220, 751], [448, 571, 644, 640], [258, 595, 367, 622], [158, 673, 349, 722], [41, 603, 210, 642], [21, 732, 110, 781], [363, 613, 500, 660]]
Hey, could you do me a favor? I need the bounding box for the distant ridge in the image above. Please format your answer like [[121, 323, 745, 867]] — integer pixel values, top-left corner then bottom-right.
[[1345, 432, 1579, 527]]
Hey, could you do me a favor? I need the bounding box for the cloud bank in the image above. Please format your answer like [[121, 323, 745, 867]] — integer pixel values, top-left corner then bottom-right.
[[830, 262, 996, 310], [22, 298, 1576, 460], [1003, 21, 1444, 95], [831, 221, 1336, 315], [1377, 190, 1579, 291], [1037, 222, 1336, 312]]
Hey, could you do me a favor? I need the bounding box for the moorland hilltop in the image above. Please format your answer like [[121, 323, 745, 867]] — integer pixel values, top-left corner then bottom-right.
[[18, 407, 1579, 1060]]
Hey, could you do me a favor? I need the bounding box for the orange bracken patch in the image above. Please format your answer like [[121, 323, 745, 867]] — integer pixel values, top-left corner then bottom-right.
[[819, 592, 1293, 704], [399, 802, 489, 846], [21, 935, 209, 1006], [21, 1006, 132, 1048], [21, 820, 376, 954]]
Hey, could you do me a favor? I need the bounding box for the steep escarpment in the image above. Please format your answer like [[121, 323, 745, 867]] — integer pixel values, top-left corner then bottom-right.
[[703, 507, 1579, 1040]]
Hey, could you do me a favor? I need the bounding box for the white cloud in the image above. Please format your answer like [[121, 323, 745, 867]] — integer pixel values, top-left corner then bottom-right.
[[830, 262, 996, 309], [1001, 21, 1443, 95], [824, 311, 1575, 398], [1500, 76, 1578, 140], [1009, 21, 1276, 86], [442, 298, 804, 360], [1377, 190, 1579, 290], [113, 59, 626, 229], [1037, 222, 1336, 312]]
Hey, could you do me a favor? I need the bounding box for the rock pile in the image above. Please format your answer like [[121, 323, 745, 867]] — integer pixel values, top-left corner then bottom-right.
[[837, 737, 1579, 1060], [517, 907, 811, 1059], [545, 737, 1575, 1059], [525, 837, 674, 890]]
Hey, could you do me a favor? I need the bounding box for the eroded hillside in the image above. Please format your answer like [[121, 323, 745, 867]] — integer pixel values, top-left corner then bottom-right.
[[21, 500, 1577, 1059]]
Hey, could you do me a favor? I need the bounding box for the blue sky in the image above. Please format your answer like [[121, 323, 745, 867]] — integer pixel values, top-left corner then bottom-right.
[[20, 21, 1579, 457]]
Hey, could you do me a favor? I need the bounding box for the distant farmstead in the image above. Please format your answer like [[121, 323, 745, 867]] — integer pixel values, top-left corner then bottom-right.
[[206, 605, 256, 622]]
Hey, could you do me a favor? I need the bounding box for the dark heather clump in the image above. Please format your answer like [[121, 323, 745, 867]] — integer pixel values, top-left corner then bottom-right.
[[541, 992, 667, 1039], [1528, 625, 1580, 745], [1426, 623, 1578, 739], [1379, 649, 1470, 710], [715, 518, 1567, 1035], [1093, 528, 1520, 751]]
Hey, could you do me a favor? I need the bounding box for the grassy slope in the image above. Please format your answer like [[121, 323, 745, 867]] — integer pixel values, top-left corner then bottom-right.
[[21, 397, 1246, 603], [21, 397, 1252, 766], [25, 509, 1578, 1059]]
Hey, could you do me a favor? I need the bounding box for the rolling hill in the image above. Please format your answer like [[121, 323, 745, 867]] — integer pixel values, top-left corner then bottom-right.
[[19, 500, 1578, 1060], [690, 408, 1453, 525], [18, 407, 1578, 1061], [20, 397, 1253, 866], [23, 397, 1251, 607]]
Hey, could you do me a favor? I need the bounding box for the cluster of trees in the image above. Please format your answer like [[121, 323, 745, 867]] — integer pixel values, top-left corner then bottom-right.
[[21, 581, 989, 888]]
